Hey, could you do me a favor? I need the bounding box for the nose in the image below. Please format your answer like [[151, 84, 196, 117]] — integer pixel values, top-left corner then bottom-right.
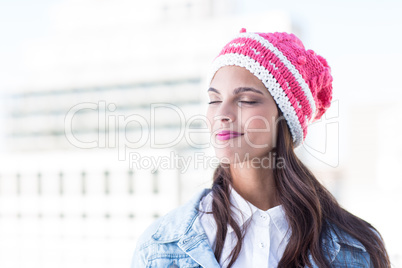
[[216, 115, 232, 123], [214, 102, 236, 123]]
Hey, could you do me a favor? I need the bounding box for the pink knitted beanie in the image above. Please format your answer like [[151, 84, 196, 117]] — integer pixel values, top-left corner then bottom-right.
[[207, 28, 333, 148]]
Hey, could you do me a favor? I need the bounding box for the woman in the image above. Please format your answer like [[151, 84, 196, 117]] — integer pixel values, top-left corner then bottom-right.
[[131, 29, 391, 267]]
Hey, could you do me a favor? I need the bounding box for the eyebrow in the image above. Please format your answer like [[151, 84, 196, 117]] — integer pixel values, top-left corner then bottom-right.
[[207, 87, 264, 96]]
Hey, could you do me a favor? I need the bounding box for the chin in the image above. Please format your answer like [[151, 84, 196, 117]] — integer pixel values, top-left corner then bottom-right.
[[215, 150, 248, 164]]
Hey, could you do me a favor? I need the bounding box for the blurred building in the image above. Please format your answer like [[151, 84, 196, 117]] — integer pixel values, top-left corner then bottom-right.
[[0, 1, 295, 267]]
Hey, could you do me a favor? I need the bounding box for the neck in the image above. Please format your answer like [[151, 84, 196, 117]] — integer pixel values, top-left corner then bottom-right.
[[229, 157, 280, 211]]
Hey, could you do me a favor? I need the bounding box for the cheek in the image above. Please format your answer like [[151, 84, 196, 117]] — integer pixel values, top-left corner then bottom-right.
[[244, 111, 277, 140], [206, 110, 214, 131]]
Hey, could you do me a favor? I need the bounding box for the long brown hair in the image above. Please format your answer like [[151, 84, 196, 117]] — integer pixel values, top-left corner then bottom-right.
[[210, 110, 391, 268]]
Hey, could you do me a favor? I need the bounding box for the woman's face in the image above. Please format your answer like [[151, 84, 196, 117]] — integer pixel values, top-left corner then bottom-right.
[[206, 65, 279, 164]]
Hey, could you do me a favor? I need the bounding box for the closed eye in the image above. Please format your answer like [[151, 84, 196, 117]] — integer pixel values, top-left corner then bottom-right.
[[240, 101, 257, 104], [208, 101, 258, 105]]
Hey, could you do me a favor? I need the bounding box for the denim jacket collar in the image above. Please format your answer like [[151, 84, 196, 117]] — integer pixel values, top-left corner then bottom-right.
[[318, 221, 367, 264], [152, 188, 211, 243], [151, 188, 367, 268]]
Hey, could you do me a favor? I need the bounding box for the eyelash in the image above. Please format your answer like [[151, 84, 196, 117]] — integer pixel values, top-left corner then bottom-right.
[[208, 101, 258, 105]]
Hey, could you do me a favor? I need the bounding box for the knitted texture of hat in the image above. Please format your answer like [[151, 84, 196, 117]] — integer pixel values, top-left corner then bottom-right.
[[207, 28, 333, 148]]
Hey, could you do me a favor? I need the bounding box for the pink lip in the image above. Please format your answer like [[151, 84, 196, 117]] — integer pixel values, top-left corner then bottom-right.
[[216, 130, 244, 141]]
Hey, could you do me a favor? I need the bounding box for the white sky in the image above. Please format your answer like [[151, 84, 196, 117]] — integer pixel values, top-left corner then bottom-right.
[[239, 0, 402, 56], [1, 0, 401, 91]]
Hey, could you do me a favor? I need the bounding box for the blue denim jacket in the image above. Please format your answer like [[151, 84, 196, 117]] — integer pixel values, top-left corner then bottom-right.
[[131, 188, 372, 267]]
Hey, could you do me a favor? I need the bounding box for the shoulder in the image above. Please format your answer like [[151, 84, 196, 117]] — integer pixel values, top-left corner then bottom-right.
[[323, 221, 375, 267], [130, 188, 211, 267], [130, 212, 165, 267]]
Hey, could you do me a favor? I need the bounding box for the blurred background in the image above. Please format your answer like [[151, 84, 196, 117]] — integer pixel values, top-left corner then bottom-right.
[[0, 0, 401, 267]]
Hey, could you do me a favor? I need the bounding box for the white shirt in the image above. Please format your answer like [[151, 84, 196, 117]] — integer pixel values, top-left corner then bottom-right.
[[197, 186, 292, 268]]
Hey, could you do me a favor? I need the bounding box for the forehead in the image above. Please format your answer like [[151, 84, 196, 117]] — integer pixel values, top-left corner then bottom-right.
[[209, 66, 269, 96]]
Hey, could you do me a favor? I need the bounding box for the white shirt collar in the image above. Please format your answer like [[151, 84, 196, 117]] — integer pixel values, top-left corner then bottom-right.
[[227, 185, 290, 239]]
